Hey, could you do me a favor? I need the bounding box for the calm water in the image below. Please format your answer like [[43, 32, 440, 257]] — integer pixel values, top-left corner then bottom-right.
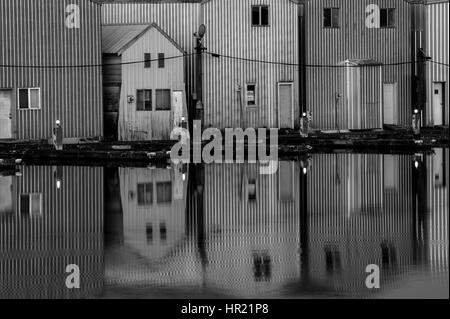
[[0, 150, 448, 299]]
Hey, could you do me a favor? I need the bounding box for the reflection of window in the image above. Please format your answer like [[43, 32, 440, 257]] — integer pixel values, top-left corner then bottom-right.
[[248, 179, 257, 201], [137, 89, 152, 111], [157, 182, 172, 204], [137, 183, 153, 206], [146, 223, 153, 245], [323, 8, 340, 28], [380, 8, 395, 28], [253, 251, 271, 282], [20, 194, 42, 217], [144, 53, 151, 68], [18, 88, 40, 109], [325, 246, 341, 274], [160, 222, 167, 242], [156, 89, 171, 111], [246, 84, 257, 107], [381, 242, 397, 269], [252, 6, 269, 26]]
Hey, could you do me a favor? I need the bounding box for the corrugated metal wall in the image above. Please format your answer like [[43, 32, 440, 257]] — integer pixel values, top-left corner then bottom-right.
[[0, 166, 104, 298], [307, 153, 415, 294], [303, 0, 413, 130], [425, 1, 449, 126], [202, 0, 299, 129], [101, 3, 201, 104], [0, 0, 103, 141]]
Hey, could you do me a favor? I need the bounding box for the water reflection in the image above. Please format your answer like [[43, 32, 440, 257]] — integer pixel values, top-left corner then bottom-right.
[[0, 150, 448, 299]]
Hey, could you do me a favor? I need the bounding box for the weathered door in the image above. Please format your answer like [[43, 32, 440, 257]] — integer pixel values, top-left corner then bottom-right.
[[0, 90, 12, 139], [433, 82, 444, 126], [383, 83, 397, 125], [104, 85, 120, 140], [278, 83, 293, 129]]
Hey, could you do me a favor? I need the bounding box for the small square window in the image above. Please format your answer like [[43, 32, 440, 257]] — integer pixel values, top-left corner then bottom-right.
[[156, 89, 171, 111], [20, 193, 42, 218], [157, 182, 172, 204], [137, 89, 152, 111], [380, 8, 396, 28], [18, 88, 40, 109], [137, 183, 153, 205], [246, 84, 256, 107], [252, 6, 269, 26], [324, 8, 340, 28], [144, 53, 151, 68], [158, 53, 165, 68]]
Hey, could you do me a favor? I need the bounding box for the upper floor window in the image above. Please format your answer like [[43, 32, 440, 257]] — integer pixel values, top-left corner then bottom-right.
[[252, 5, 269, 26], [137, 89, 152, 111], [380, 8, 396, 28], [323, 8, 340, 28], [144, 53, 151, 68], [158, 53, 165, 68], [18, 88, 40, 110], [137, 183, 153, 205], [20, 193, 42, 218], [246, 84, 257, 107]]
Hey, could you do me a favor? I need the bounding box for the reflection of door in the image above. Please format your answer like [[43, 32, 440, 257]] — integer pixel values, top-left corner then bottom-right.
[[278, 83, 294, 129], [0, 177, 13, 216], [0, 90, 12, 139], [279, 162, 294, 202], [383, 83, 397, 124], [433, 82, 444, 126], [172, 91, 183, 128], [433, 148, 446, 187]]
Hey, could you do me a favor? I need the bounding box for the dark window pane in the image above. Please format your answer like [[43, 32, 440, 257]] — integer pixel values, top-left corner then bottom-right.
[[252, 6, 260, 26], [157, 182, 172, 204], [388, 9, 395, 27], [158, 53, 165, 68], [144, 53, 151, 68], [332, 8, 340, 27], [156, 89, 171, 111], [380, 9, 388, 27], [144, 90, 152, 111], [19, 89, 29, 109], [261, 6, 269, 26], [146, 223, 153, 244], [20, 194, 29, 217], [323, 8, 331, 28], [160, 223, 167, 242], [136, 90, 144, 111], [137, 183, 153, 205]]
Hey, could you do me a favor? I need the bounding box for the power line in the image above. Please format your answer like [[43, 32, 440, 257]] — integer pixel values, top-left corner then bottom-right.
[[0, 53, 193, 69]]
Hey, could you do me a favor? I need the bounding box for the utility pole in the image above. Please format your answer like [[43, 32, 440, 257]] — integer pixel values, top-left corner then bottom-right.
[[194, 24, 206, 131]]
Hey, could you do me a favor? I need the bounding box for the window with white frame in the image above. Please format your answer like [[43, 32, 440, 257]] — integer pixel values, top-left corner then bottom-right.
[[20, 193, 42, 218], [18, 88, 40, 109], [380, 8, 396, 28], [252, 5, 269, 26], [246, 84, 257, 107], [323, 8, 340, 28]]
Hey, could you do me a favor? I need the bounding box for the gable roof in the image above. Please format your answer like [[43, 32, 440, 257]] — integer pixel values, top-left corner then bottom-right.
[[102, 22, 185, 55]]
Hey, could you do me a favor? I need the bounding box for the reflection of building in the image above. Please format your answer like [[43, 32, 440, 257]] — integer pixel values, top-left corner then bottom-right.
[[0, 166, 104, 299], [201, 163, 301, 297], [102, 23, 187, 141], [427, 149, 449, 274], [306, 154, 415, 295]]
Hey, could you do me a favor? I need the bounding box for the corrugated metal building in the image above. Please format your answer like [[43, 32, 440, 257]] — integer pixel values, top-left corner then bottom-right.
[[425, 0, 449, 126], [0, 166, 104, 298], [202, 0, 300, 130], [102, 23, 187, 140], [0, 0, 103, 142], [300, 0, 414, 130]]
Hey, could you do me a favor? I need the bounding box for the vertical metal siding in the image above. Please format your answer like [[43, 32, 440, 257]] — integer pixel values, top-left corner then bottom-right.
[[425, 1, 449, 125], [0, 0, 103, 141], [202, 0, 300, 129], [304, 0, 413, 130], [101, 3, 200, 106], [0, 166, 104, 298]]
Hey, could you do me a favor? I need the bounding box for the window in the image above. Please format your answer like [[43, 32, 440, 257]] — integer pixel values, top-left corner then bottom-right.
[[156, 89, 171, 111], [137, 89, 152, 111], [157, 182, 172, 204], [144, 53, 151, 68], [246, 84, 256, 107], [380, 8, 395, 28], [158, 53, 165, 68], [323, 8, 340, 28], [18, 88, 40, 109], [20, 194, 42, 218], [325, 246, 341, 274], [381, 242, 397, 269], [252, 6, 269, 26], [160, 222, 167, 242], [137, 183, 153, 205], [146, 223, 153, 244]]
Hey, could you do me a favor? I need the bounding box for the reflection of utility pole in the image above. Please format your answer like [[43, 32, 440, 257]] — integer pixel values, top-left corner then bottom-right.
[[194, 24, 206, 131], [412, 155, 428, 265]]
